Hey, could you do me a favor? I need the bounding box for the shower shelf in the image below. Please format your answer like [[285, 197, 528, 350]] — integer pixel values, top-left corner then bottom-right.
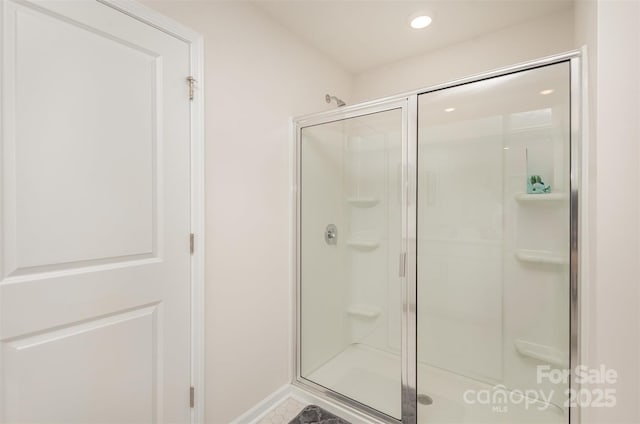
[[346, 239, 380, 250], [346, 305, 381, 319], [346, 197, 379, 208], [515, 193, 568, 203], [514, 339, 568, 368], [515, 249, 568, 265]]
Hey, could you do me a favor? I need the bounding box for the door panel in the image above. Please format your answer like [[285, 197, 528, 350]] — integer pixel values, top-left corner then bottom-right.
[[3, 306, 158, 423], [417, 62, 570, 424], [10, 2, 157, 272], [299, 107, 405, 420], [1, 1, 192, 422]]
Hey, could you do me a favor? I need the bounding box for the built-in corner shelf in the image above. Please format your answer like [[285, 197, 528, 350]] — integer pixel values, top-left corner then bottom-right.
[[514, 339, 569, 368], [515, 193, 568, 203], [346, 197, 379, 208], [515, 249, 568, 266], [347, 304, 381, 319], [346, 239, 380, 251]]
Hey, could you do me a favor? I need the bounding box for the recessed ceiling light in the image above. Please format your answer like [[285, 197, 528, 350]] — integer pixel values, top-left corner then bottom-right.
[[444, 107, 455, 112], [410, 15, 432, 29], [540, 89, 554, 95]]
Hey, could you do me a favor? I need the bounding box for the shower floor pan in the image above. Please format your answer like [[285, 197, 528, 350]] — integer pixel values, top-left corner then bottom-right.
[[307, 344, 565, 424]]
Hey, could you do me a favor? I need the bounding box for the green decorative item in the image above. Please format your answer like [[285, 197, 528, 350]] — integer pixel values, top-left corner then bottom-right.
[[527, 174, 552, 194], [525, 148, 551, 194]]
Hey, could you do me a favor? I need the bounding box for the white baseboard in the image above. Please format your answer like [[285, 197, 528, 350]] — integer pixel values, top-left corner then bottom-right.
[[229, 384, 292, 424]]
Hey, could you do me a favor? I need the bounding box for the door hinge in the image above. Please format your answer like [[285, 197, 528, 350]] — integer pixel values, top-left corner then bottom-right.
[[190, 233, 195, 255], [187, 76, 196, 100], [190, 386, 195, 408]]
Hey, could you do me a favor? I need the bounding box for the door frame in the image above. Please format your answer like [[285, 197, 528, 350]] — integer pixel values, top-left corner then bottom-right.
[[290, 49, 586, 424], [292, 99, 413, 424], [96, 2, 206, 423]]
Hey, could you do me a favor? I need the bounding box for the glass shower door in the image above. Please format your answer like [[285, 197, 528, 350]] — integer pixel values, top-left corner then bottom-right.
[[298, 105, 406, 420], [416, 62, 571, 423]]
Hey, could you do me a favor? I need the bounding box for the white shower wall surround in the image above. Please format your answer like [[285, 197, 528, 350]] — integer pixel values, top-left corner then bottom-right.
[[293, 52, 580, 424]]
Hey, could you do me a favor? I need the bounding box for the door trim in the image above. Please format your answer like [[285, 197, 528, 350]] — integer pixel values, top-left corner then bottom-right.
[[97, 2, 206, 423]]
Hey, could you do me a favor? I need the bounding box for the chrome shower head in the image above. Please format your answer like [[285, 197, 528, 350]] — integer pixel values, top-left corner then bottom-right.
[[325, 94, 346, 107]]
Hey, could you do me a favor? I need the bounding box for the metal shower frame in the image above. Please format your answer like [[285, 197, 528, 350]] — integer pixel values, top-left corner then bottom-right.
[[291, 50, 583, 424]]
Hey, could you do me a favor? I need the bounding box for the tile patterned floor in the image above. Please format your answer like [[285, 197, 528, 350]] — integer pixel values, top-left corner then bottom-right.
[[258, 397, 306, 424]]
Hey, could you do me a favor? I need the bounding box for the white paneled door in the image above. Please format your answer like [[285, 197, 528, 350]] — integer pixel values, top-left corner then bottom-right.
[[1, 0, 194, 422]]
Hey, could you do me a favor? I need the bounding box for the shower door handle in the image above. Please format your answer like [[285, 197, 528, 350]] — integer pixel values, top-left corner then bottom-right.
[[399, 252, 407, 277]]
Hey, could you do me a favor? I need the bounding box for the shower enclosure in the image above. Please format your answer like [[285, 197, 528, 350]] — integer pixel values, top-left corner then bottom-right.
[[293, 52, 581, 424]]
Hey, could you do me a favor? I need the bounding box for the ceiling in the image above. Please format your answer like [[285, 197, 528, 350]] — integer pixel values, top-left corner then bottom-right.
[[250, 0, 573, 74]]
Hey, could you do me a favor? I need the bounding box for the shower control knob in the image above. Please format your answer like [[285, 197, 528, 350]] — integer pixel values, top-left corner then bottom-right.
[[325, 224, 338, 245]]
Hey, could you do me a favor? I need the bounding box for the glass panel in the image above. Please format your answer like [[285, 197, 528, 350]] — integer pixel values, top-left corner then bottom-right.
[[300, 108, 404, 419], [417, 62, 570, 424]]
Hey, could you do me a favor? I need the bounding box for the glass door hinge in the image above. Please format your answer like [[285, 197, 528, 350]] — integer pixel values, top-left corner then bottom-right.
[[190, 386, 195, 408], [399, 252, 407, 277], [190, 233, 195, 255]]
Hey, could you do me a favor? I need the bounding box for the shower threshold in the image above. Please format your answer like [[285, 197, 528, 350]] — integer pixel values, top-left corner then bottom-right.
[[307, 344, 565, 424]]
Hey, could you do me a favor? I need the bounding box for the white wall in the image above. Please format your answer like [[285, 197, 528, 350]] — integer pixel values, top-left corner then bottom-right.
[[575, 1, 640, 422], [352, 8, 575, 102], [574, 2, 598, 423], [141, 2, 353, 422]]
